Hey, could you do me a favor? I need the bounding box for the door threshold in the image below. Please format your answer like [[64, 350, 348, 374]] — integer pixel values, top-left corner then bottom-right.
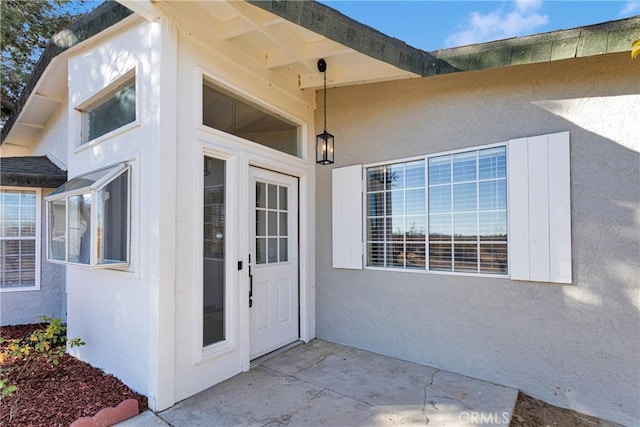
[[250, 340, 303, 368]]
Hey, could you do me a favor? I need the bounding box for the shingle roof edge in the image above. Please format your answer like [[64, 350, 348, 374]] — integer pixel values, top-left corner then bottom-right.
[[0, 1, 134, 144]]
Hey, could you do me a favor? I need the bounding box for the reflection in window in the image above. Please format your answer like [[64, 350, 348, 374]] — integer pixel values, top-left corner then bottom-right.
[[366, 161, 426, 269], [428, 146, 507, 274], [46, 164, 130, 268], [255, 182, 288, 264], [83, 78, 136, 143], [203, 156, 225, 347], [0, 189, 38, 288], [203, 79, 300, 158]]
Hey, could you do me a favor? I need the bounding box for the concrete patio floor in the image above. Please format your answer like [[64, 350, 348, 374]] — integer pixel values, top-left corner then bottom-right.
[[119, 339, 518, 426]]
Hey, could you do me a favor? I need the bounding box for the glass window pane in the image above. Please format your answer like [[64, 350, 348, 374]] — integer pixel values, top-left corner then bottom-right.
[[387, 164, 404, 190], [405, 189, 425, 215], [479, 180, 506, 211], [479, 147, 506, 180], [428, 156, 451, 185], [49, 199, 66, 261], [256, 182, 266, 208], [429, 186, 451, 213], [406, 243, 426, 269], [3, 191, 19, 205], [454, 243, 478, 272], [68, 194, 91, 264], [389, 216, 405, 238], [386, 242, 405, 268], [20, 192, 36, 205], [454, 213, 477, 241], [268, 238, 278, 263], [405, 216, 425, 241], [367, 217, 386, 241], [429, 242, 452, 271], [279, 213, 288, 237], [405, 161, 425, 188], [3, 206, 19, 222], [203, 81, 300, 157], [86, 79, 136, 142], [453, 151, 477, 182], [367, 167, 386, 192], [268, 184, 277, 209], [99, 170, 129, 264], [203, 156, 226, 347], [279, 187, 288, 211], [479, 212, 507, 241], [268, 211, 278, 236], [256, 210, 266, 236], [3, 222, 19, 237], [367, 193, 385, 217], [367, 242, 384, 266], [279, 238, 288, 262], [480, 244, 508, 274], [429, 214, 451, 241], [256, 238, 266, 264], [453, 183, 477, 212]]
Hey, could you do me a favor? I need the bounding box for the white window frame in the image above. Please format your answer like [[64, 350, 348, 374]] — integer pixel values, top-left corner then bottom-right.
[[362, 142, 508, 277], [0, 186, 41, 292], [339, 132, 571, 283], [75, 68, 139, 149], [45, 164, 131, 269]]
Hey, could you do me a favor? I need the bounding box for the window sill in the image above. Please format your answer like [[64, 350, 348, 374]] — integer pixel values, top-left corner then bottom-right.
[[0, 285, 41, 293], [74, 120, 141, 155], [363, 266, 510, 280]]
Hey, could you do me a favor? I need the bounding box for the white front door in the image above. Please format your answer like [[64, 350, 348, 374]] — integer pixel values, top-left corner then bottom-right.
[[249, 167, 299, 359]]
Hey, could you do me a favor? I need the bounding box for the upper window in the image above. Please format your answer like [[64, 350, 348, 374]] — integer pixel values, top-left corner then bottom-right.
[[82, 77, 136, 144], [365, 146, 507, 275], [0, 188, 39, 290], [46, 164, 130, 268], [202, 78, 301, 158]]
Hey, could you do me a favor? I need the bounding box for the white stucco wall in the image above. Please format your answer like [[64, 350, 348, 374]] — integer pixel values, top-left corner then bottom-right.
[[315, 53, 639, 426], [62, 18, 170, 405], [171, 25, 316, 404]]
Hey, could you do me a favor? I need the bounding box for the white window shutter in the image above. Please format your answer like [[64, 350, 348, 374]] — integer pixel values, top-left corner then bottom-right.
[[332, 165, 363, 269], [508, 131, 572, 283]]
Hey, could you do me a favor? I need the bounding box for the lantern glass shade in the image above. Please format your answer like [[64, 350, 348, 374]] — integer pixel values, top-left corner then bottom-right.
[[316, 131, 334, 165]]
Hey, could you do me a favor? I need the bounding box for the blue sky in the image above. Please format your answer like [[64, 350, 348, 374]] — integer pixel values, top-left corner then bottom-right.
[[320, 1, 640, 50]]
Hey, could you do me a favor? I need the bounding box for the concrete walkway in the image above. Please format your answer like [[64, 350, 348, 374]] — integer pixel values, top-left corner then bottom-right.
[[118, 339, 518, 426]]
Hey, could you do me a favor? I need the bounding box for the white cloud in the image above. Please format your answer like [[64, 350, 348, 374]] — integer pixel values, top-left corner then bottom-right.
[[445, 1, 549, 48], [619, 1, 640, 17]]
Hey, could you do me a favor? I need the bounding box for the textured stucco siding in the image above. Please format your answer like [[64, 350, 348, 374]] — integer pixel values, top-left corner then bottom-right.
[[1, 189, 66, 326], [315, 52, 639, 426]]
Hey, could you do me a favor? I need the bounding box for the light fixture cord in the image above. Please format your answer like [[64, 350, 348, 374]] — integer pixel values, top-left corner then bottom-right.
[[323, 69, 327, 132]]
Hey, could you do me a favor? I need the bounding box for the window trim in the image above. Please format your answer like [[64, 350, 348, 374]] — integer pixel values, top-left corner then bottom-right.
[[0, 186, 41, 293], [362, 141, 509, 278], [198, 70, 306, 162], [74, 68, 139, 150], [45, 164, 131, 269]]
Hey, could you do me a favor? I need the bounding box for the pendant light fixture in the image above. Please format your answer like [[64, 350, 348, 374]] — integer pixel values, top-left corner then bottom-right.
[[316, 58, 334, 165]]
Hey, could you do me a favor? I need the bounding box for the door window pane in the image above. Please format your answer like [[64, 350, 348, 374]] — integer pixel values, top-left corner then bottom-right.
[[255, 181, 291, 264], [203, 156, 226, 347]]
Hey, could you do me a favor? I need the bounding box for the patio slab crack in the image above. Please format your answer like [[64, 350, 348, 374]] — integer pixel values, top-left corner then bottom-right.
[[421, 369, 440, 425]]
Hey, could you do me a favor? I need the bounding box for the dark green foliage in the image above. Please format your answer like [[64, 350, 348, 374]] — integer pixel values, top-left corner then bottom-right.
[[1, 0, 87, 122]]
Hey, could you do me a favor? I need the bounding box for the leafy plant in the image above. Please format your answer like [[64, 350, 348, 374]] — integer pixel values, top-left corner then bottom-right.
[[632, 39, 640, 59], [0, 317, 85, 398]]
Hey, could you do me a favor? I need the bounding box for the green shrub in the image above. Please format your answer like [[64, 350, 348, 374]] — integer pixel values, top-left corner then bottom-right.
[[0, 316, 85, 398]]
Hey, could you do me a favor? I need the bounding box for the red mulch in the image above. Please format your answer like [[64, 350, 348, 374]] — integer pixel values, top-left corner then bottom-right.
[[1, 324, 148, 427]]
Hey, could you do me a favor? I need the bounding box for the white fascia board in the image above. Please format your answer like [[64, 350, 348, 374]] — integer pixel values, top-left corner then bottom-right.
[[117, 0, 161, 22]]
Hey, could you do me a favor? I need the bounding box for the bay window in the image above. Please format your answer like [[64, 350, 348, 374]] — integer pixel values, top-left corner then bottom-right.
[[46, 163, 130, 268]]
